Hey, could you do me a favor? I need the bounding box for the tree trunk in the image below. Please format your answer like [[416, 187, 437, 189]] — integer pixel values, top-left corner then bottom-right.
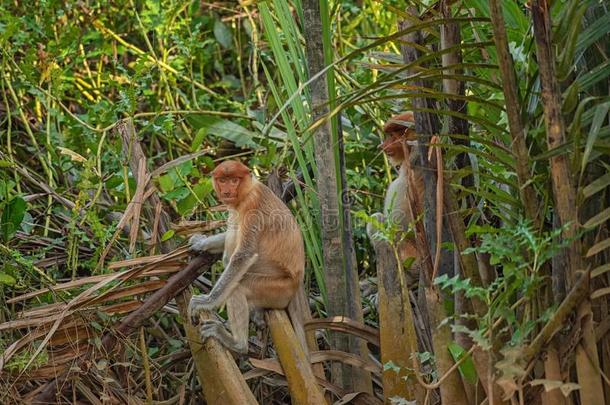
[[302, 0, 371, 392], [338, 116, 373, 394], [372, 238, 425, 403], [400, 9, 468, 405], [440, 4, 494, 403]]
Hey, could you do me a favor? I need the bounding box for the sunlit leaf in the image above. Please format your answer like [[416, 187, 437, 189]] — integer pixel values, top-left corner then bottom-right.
[[447, 342, 477, 385]]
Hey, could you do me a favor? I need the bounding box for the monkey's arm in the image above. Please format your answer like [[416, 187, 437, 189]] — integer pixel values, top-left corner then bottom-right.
[[188, 232, 226, 254], [366, 212, 385, 242], [189, 249, 259, 317]]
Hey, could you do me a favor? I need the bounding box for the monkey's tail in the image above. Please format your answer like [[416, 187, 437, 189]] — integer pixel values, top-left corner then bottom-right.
[[287, 286, 310, 358]]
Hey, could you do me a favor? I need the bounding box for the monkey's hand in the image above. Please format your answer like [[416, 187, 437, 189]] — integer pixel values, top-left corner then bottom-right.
[[188, 294, 215, 323], [188, 234, 210, 252], [366, 212, 385, 240], [188, 233, 226, 254]]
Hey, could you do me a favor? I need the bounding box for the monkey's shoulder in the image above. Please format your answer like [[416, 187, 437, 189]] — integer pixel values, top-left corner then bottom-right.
[[257, 183, 293, 208], [384, 175, 408, 211]]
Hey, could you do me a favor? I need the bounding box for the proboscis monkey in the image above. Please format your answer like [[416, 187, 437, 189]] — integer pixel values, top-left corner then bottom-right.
[[367, 112, 423, 282], [188, 160, 305, 354]]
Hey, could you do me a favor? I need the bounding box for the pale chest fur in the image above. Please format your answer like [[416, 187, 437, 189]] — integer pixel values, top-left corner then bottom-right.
[[223, 210, 239, 266], [383, 165, 411, 229]]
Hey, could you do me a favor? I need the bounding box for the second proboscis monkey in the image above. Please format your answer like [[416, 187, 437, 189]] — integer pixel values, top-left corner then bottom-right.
[[367, 112, 423, 281], [188, 160, 305, 354]]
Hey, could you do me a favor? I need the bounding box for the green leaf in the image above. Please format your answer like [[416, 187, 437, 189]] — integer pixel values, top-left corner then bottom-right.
[[402, 256, 416, 271], [576, 59, 610, 92], [161, 230, 175, 242], [383, 360, 401, 373], [557, 2, 587, 79], [177, 160, 194, 178], [448, 342, 478, 385], [575, 9, 610, 56], [582, 172, 610, 199], [191, 128, 208, 152], [0, 272, 16, 286], [453, 324, 491, 351], [581, 102, 610, 177], [1, 196, 26, 242], [105, 175, 123, 190], [193, 179, 213, 199], [213, 20, 233, 49], [164, 187, 190, 201], [159, 174, 175, 193], [187, 115, 257, 148]]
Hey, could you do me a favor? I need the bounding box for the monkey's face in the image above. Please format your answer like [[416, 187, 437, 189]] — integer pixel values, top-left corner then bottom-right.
[[381, 132, 406, 167], [211, 160, 251, 206], [214, 176, 243, 205], [381, 127, 417, 167]]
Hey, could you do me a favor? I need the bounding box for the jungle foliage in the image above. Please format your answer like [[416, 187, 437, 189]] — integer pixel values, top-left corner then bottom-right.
[[0, 0, 609, 404]]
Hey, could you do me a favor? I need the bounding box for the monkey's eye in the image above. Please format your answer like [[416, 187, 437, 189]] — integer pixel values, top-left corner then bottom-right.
[[218, 178, 227, 184], [230, 178, 240, 185]]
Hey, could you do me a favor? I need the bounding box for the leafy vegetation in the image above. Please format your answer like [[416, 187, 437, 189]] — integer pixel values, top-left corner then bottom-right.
[[1, 0, 609, 403]]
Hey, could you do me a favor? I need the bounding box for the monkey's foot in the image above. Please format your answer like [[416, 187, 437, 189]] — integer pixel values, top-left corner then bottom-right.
[[198, 320, 248, 354], [199, 319, 226, 339], [250, 309, 266, 329]]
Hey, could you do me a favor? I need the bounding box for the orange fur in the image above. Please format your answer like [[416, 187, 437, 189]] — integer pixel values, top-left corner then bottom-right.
[[369, 113, 424, 281], [190, 160, 305, 353], [213, 160, 304, 306]]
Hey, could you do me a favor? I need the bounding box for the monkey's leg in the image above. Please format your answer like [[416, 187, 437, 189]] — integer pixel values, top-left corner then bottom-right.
[[189, 253, 258, 321], [199, 290, 250, 354]]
